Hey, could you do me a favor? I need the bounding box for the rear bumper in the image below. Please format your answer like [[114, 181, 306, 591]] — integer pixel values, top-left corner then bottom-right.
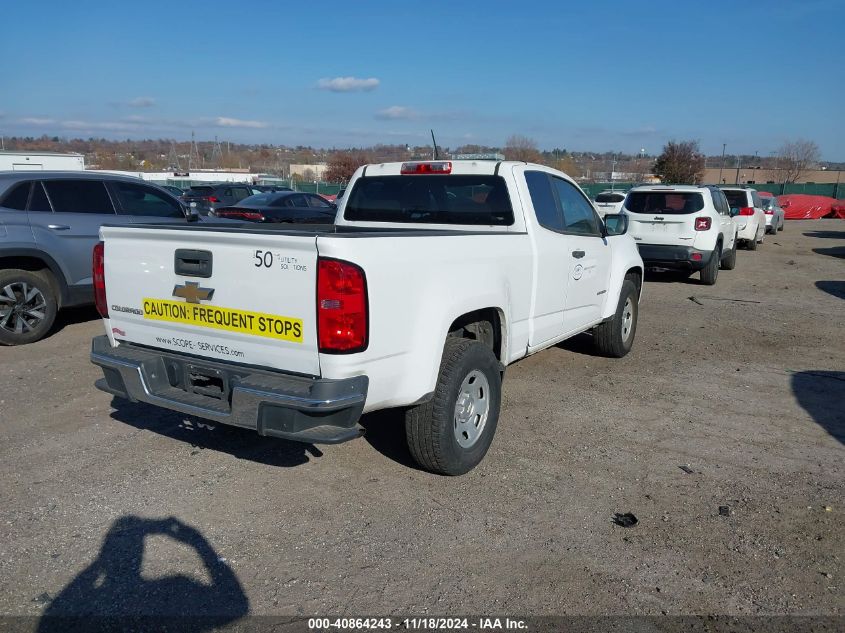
[[635, 243, 711, 270], [90, 335, 367, 444]]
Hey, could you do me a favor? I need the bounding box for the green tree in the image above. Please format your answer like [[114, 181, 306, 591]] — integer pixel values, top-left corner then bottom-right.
[[652, 140, 705, 184]]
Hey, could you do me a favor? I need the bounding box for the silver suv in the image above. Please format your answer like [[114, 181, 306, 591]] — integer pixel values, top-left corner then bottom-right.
[[0, 171, 194, 345]]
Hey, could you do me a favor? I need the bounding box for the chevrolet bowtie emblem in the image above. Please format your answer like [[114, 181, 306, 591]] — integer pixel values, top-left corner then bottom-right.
[[172, 281, 215, 304]]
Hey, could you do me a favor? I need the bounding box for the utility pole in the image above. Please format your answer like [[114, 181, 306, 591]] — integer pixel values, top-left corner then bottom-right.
[[735, 156, 741, 185], [719, 143, 726, 184]]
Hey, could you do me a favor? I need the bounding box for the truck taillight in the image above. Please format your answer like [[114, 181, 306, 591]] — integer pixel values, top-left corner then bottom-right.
[[739, 207, 755, 216], [694, 217, 711, 231], [208, 196, 220, 203], [400, 161, 451, 175], [317, 258, 368, 353], [93, 241, 108, 318]]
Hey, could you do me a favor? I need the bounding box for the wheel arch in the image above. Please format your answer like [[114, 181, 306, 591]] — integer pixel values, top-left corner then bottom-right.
[[0, 249, 69, 307]]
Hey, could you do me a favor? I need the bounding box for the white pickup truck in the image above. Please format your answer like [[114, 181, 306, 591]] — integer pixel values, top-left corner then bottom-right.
[[91, 160, 644, 475]]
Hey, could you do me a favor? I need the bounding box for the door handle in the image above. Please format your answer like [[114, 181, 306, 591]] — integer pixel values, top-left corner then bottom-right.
[[572, 250, 586, 259], [47, 224, 71, 230]]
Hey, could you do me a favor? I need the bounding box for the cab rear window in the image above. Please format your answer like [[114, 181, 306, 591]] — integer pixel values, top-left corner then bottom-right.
[[344, 175, 514, 225], [625, 192, 704, 214], [595, 193, 625, 203]]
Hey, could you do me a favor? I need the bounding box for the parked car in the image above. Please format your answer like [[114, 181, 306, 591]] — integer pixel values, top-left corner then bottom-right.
[[213, 191, 337, 223], [759, 193, 785, 233], [621, 185, 738, 284], [0, 171, 196, 345], [251, 185, 293, 193], [593, 190, 627, 217], [181, 183, 254, 216], [161, 185, 185, 196], [91, 160, 644, 475], [719, 186, 766, 249]]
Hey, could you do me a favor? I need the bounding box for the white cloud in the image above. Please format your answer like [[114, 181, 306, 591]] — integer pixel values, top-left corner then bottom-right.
[[375, 106, 420, 120], [212, 117, 268, 129], [19, 117, 57, 125], [317, 76, 380, 92], [127, 97, 156, 108]]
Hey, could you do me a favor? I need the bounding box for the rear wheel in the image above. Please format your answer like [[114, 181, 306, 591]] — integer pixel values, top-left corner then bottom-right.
[[778, 218, 785, 232], [0, 269, 59, 346], [700, 245, 720, 285], [721, 235, 737, 270], [594, 277, 638, 358], [405, 338, 501, 475], [746, 236, 757, 251]]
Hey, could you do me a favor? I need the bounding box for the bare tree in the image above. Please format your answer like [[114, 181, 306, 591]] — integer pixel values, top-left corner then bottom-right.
[[776, 139, 820, 184], [504, 135, 542, 163], [652, 140, 705, 184]]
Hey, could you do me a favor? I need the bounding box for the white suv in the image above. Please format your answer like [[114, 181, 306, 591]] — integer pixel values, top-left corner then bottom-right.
[[719, 187, 766, 250], [621, 185, 738, 285], [593, 190, 626, 217]]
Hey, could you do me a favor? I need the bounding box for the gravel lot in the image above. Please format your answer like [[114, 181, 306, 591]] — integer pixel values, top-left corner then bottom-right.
[[0, 220, 842, 625]]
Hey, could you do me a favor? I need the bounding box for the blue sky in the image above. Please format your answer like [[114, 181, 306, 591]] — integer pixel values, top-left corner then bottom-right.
[[2, 0, 843, 158]]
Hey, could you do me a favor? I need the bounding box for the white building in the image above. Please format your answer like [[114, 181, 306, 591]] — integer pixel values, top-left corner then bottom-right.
[[0, 150, 85, 171], [289, 163, 328, 180]]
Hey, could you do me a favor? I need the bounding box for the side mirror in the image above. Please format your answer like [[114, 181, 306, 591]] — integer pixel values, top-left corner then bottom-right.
[[730, 207, 740, 217], [603, 213, 628, 237]]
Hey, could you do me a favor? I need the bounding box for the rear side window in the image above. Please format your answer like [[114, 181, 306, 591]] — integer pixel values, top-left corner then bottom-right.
[[345, 175, 514, 225], [625, 191, 704, 214], [307, 195, 332, 208], [231, 187, 251, 202], [711, 190, 728, 215], [595, 192, 625, 203], [1, 182, 31, 210], [30, 182, 52, 212], [44, 180, 114, 214], [525, 171, 562, 231], [722, 190, 749, 209], [552, 177, 600, 235], [114, 182, 184, 218]]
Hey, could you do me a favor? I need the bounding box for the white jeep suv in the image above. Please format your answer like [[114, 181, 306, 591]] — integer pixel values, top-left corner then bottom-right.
[[720, 186, 766, 249], [621, 185, 739, 285]]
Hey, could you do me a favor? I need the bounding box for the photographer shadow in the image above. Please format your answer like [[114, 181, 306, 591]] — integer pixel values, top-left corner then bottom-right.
[[38, 515, 249, 632]]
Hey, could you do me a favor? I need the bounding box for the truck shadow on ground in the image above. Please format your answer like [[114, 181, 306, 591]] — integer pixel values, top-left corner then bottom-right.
[[812, 246, 845, 259], [815, 281, 845, 300], [108, 399, 323, 468], [37, 515, 249, 633], [791, 371, 845, 445], [359, 409, 426, 471]]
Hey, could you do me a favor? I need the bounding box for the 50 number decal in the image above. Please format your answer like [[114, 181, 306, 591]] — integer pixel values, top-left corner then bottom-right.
[[254, 250, 274, 268], [253, 250, 308, 272]]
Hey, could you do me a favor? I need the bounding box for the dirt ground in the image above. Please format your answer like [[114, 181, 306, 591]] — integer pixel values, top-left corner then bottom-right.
[[0, 220, 842, 626]]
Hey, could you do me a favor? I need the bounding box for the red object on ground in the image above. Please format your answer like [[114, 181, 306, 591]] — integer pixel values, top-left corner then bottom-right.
[[777, 194, 845, 220]]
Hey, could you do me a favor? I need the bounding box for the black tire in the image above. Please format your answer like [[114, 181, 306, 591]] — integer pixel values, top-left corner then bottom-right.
[[778, 221, 784, 232], [405, 338, 501, 475], [721, 235, 737, 270], [700, 245, 720, 285], [0, 268, 59, 346], [593, 277, 638, 358], [746, 236, 757, 251]]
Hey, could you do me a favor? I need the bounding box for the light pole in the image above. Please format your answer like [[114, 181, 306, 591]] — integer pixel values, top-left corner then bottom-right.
[[719, 143, 726, 184]]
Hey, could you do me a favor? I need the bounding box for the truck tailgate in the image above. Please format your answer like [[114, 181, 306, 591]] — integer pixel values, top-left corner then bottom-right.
[[101, 226, 320, 376]]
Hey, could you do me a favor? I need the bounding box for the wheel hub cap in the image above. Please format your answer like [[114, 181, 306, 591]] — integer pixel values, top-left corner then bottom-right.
[[621, 298, 634, 341], [0, 282, 47, 335], [453, 369, 490, 449]]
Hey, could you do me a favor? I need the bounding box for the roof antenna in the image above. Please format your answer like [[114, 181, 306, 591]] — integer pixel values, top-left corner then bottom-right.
[[430, 129, 439, 160]]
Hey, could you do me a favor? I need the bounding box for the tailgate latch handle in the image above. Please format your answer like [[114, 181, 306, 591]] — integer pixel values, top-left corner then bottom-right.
[[174, 249, 213, 278]]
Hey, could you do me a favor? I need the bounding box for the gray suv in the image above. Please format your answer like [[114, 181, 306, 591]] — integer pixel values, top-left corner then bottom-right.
[[0, 171, 194, 345]]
